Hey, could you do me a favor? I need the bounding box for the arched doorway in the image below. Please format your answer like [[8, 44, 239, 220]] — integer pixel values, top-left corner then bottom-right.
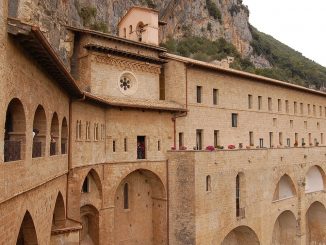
[[80, 205, 99, 245], [305, 166, 325, 193], [16, 211, 38, 245], [306, 202, 326, 244], [50, 112, 59, 156], [273, 174, 296, 201], [52, 192, 65, 228], [4, 98, 26, 162], [114, 169, 167, 245], [221, 225, 260, 245], [272, 210, 297, 245], [32, 105, 46, 158]]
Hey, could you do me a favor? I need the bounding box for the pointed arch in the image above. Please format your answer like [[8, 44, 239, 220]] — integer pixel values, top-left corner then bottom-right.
[[80, 169, 103, 198], [52, 192, 66, 228], [221, 225, 260, 245], [50, 112, 59, 155], [61, 117, 68, 154], [4, 98, 26, 162], [272, 210, 297, 245], [114, 169, 167, 244], [32, 105, 47, 158], [16, 211, 38, 245], [273, 174, 296, 201], [306, 201, 326, 244], [305, 165, 325, 193]]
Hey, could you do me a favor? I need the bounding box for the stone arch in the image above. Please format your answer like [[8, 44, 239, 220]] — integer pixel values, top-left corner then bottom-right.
[[114, 169, 167, 245], [16, 211, 38, 245], [221, 225, 260, 245], [273, 174, 296, 201], [50, 112, 59, 155], [80, 169, 103, 209], [305, 166, 325, 193], [32, 105, 47, 158], [306, 201, 326, 244], [52, 192, 66, 228], [80, 204, 99, 245], [4, 98, 26, 162], [271, 210, 297, 245], [61, 117, 68, 154]]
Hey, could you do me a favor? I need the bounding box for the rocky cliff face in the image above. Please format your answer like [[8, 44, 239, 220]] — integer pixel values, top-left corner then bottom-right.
[[9, 0, 269, 67]]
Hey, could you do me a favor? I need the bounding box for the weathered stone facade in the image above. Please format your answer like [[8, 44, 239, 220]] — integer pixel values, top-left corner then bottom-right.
[[0, 4, 326, 245]]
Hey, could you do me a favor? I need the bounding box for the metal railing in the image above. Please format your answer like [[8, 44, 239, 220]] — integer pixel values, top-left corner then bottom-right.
[[4, 140, 21, 162]]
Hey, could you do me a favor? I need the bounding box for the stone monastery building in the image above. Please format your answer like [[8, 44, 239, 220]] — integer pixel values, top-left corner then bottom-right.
[[1, 3, 326, 245]]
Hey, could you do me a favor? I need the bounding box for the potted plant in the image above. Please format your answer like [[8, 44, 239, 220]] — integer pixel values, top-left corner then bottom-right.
[[206, 145, 215, 151], [171, 146, 176, 150], [238, 143, 243, 149], [179, 146, 187, 150], [228, 144, 236, 149]]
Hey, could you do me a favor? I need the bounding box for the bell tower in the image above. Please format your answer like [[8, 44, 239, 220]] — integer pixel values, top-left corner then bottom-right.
[[118, 6, 159, 46]]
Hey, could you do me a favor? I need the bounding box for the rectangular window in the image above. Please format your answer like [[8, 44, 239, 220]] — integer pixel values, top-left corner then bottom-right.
[[137, 136, 146, 159], [269, 132, 273, 147], [309, 133, 312, 145], [124, 138, 127, 152], [213, 89, 219, 105], [279, 132, 283, 146], [179, 132, 184, 148], [290, 120, 293, 128], [320, 106, 322, 117], [278, 99, 282, 112], [196, 86, 202, 103], [196, 129, 203, 150], [268, 97, 272, 111], [258, 96, 262, 110], [101, 124, 105, 141], [259, 138, 264, 148], [287, 138, 291, 147], [94, 123, 98, 141], [294, 102, 297, 114], [285, 100, 289, 113], [313, 105, 316, 116], [86, 121, 91, 140], [295, 133, 298, 145], [300, 103, 303, 114], [273, 118, 277, 127], [158, 140, 161, 151], [232, 113, 238, 127], [113, 140, 116, 152], [317, 122, 320, 129], [248, 94, 253, 109], [321, 133, 324, 145], [249, 131, 254, 146], [302, 138, 305, 146], [214, 130, 220, 147], [308, 104, 311, 115], [304, 121, 307, 129]]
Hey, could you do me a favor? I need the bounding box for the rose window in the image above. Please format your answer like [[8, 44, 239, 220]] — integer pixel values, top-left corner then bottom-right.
[[118, 72, 138, 95], [120, 77, 131, 90]]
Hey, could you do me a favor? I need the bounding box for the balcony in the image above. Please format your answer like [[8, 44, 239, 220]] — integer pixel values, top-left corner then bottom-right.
[[4, 140, 21, 162]]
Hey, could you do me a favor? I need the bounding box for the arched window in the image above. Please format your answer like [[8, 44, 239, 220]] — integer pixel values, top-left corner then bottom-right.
[[61, 117, 68, 154], [4, 98, 26, 162], [305, 166, 324, 193], [206, 175, 211, 192], [32, 105, 46, 158], [50, 113, 59, 155], [273, 174, 296, 201], [123, 183, 129, 209]]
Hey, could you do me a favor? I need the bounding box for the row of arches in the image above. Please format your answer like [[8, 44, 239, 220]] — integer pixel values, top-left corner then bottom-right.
[[273, 166, 325, 202], [222, 201, 326, 244], [4, 98, 68, 162], [79, 168, 167, 245], [16, 192, 65, 244]]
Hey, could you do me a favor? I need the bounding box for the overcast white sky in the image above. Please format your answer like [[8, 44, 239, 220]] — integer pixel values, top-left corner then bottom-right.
[[242, 0, 326, 67]]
